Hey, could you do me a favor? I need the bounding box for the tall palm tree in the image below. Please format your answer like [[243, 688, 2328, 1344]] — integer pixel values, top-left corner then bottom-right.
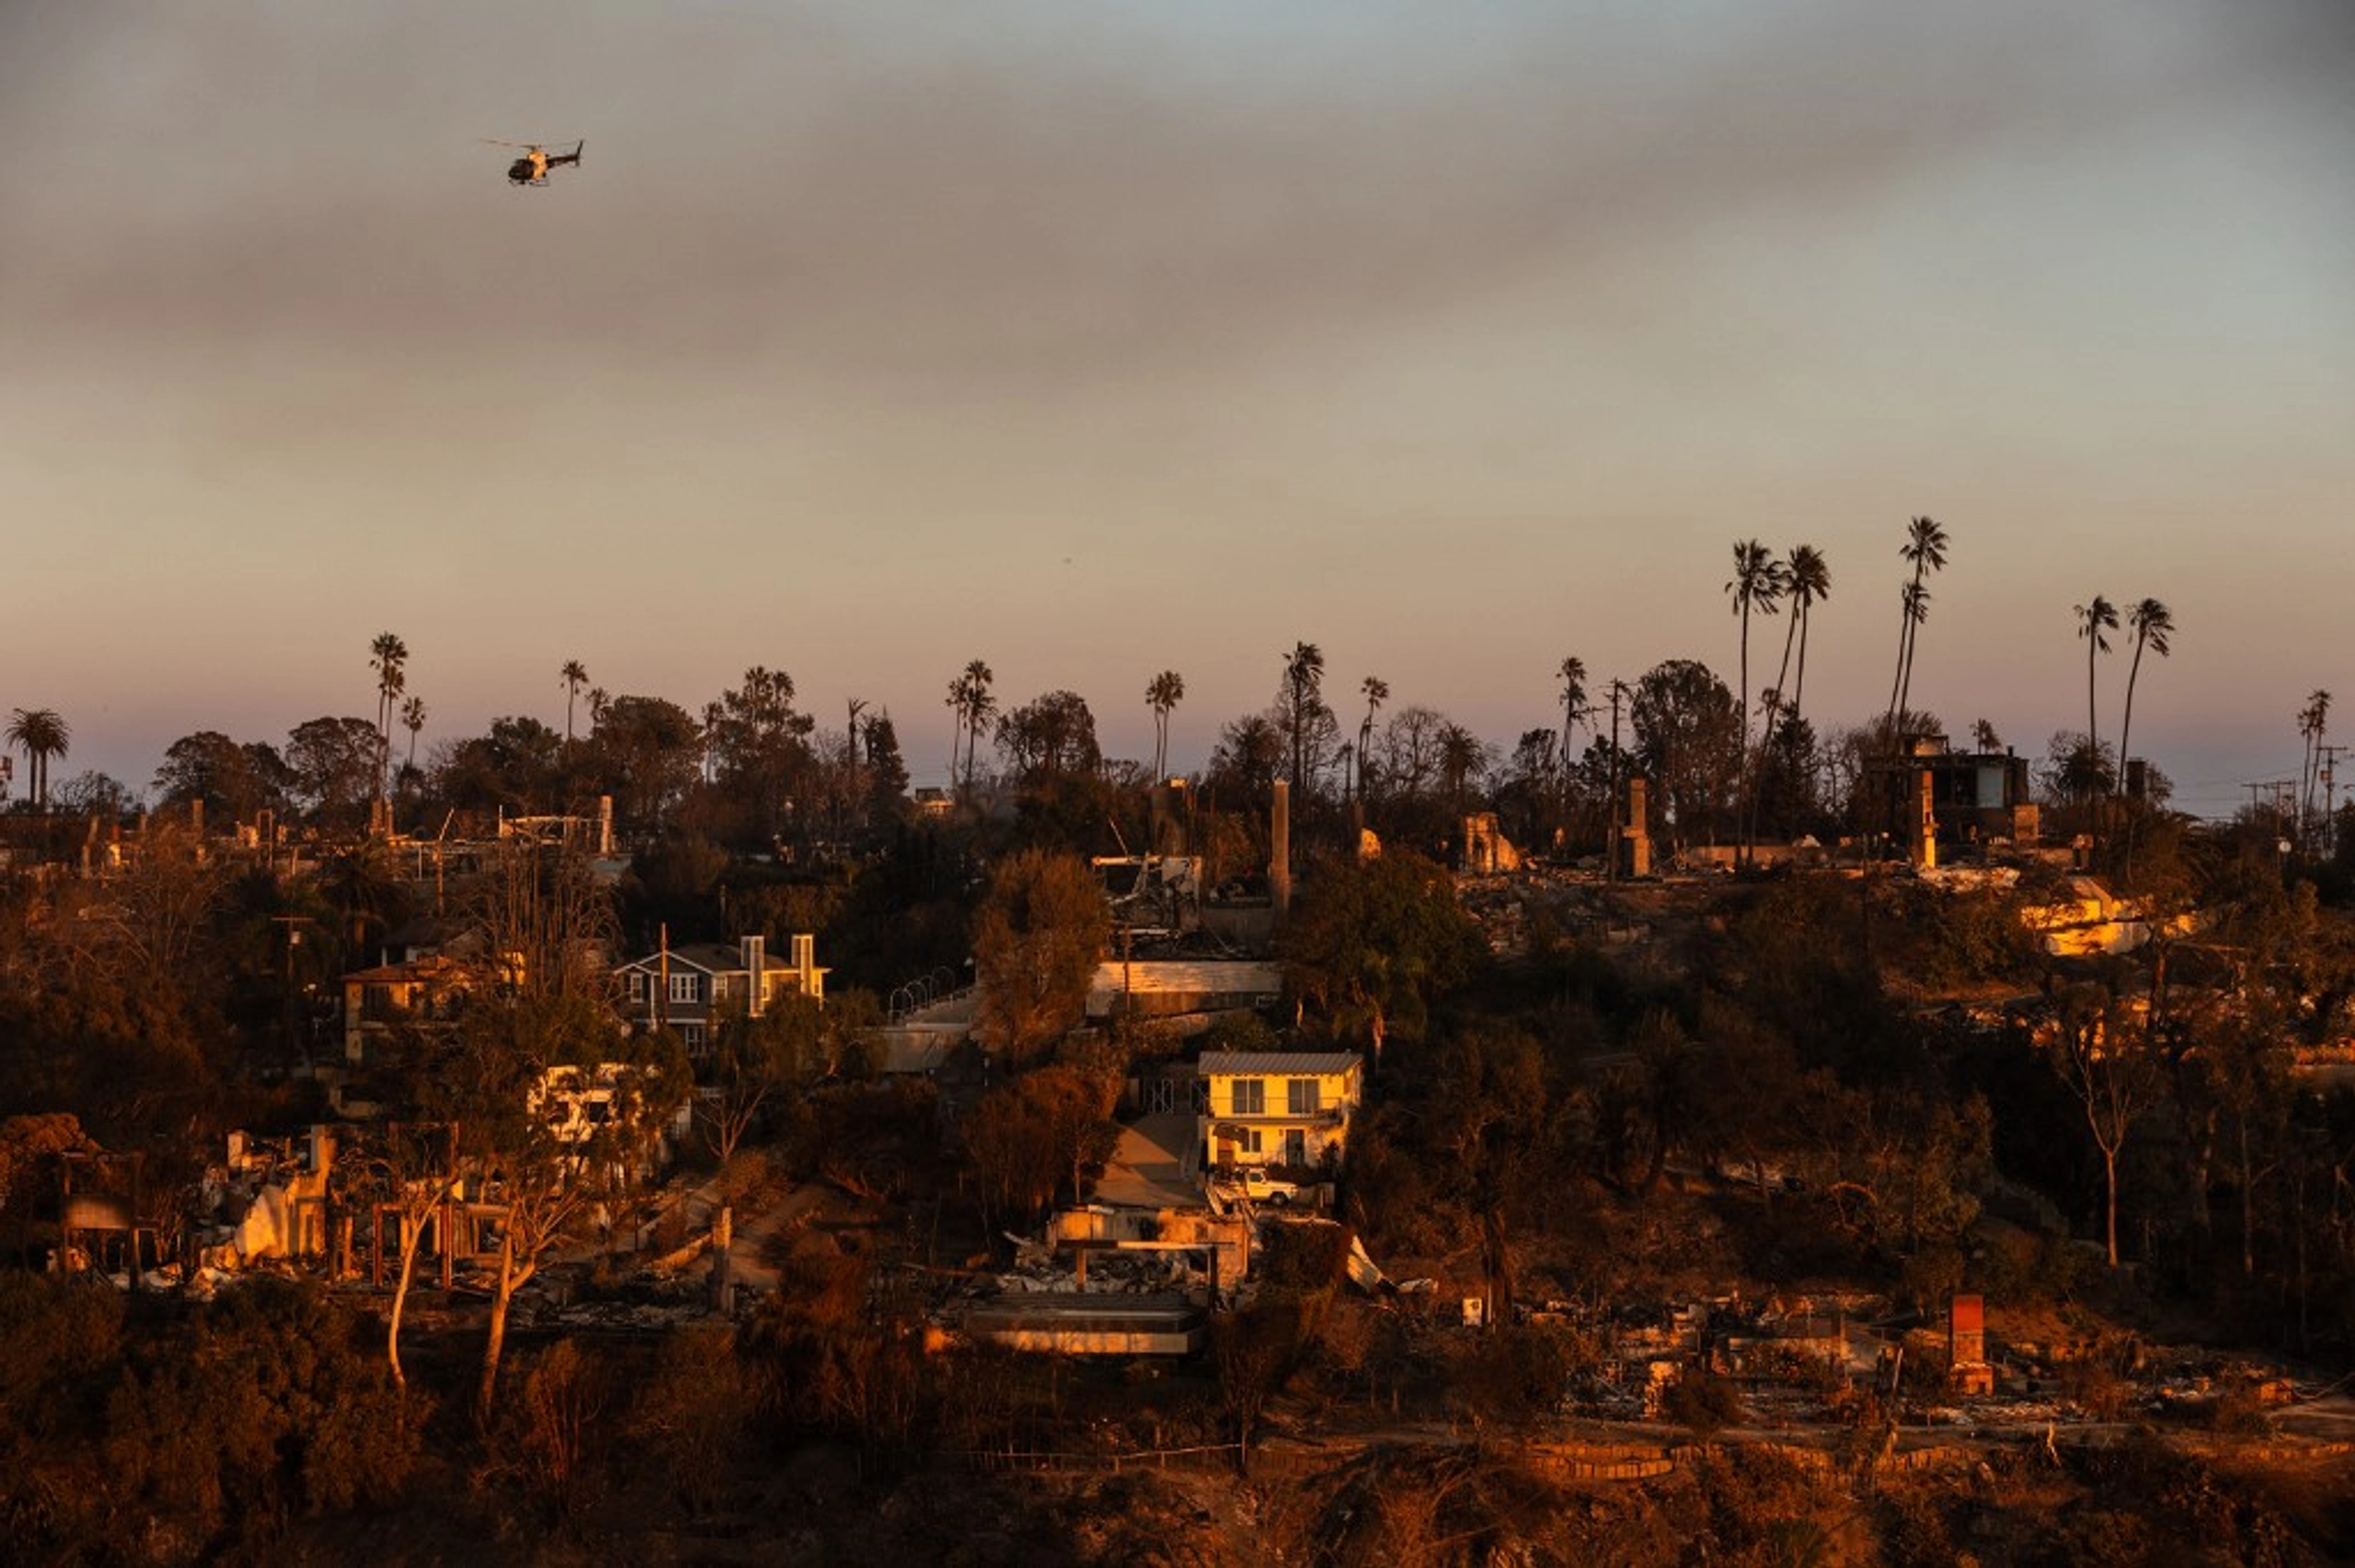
[[5, 708, 69, 809], [946, 658, 996, 794], [400, 696, 428, 774], [701, 700, 727, 784], [2075, 596, 2120, 799], [1886, 517, 1949, 740], [1777, 545, 1831, 728], [370, 632, 408, 807], [1892, 581, 1931, 729], [1281, 641, 1326, 795], [1726, 540, 1786, 861], [2116, 599, 2173, 798], [1726, 542, 1786, 744], [1752, 544, 1828, 848], [1358, 675, 1389, 805], [1145, 670, 1185, 782], [1555, 658, 1587, 779], [560, 660, 589, 742]]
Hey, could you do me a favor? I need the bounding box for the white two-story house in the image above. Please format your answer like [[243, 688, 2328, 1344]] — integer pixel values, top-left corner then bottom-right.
[[613, 933, 826, 1054]]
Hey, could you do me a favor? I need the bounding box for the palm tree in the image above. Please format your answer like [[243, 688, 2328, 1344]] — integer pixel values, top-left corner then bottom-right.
[[2075, 596, 2119, 762], [560, 660, 589, 742], [1555, 658, 1587, 779], [702, 700, 727, 784], [1726, 541, 1786, 861], [1776, 544, 1831, 728], [1726, 542, 1786, 744], [1886, 517, 1949, 739], [400, 696, 428, 774], [946, 659, 996, 795], [1281, 642, 1326, 795], [1145, 670, 1185, 782], [1439, 724, 1486, 818], [2115, 599, 2173, 798], [1358, 675, 1389, 806], [5, 708, 69, 809], [1742, 544, 1828, 850], [370, 632, 408, 807], [1892, 581, 1931, 730]]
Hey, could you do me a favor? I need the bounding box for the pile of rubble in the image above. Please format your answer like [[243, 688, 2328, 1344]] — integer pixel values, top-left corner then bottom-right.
[[982, 1246, 1209, 1299], [1454, 873, 1660, 959]]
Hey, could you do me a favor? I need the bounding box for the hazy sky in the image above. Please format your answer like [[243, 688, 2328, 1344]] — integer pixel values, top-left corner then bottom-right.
[[6, 1, 2350, 816]]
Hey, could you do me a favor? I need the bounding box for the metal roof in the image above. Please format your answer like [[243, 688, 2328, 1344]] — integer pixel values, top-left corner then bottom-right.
[[1196, 1051, 1362, 1077]]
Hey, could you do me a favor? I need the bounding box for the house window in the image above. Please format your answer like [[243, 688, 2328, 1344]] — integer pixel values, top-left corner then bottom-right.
[[1287, 1079, 1322, 1116], [1240, 1128, 1262, 1154], [1231, 1079, 1265, 1116], [669, 973, 700, 1004], [680, 1023, 706, 1052], [627, 973, 646, 1003]]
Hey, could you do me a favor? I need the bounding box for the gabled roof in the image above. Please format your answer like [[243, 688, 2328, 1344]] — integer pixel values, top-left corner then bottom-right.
[[1197, 1051, 1362, 1077], [615, 944, 743, 976]]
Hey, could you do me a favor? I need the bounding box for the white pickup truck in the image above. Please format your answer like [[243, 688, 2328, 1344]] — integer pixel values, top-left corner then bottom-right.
[[1215, 1169, 1304, 1207]]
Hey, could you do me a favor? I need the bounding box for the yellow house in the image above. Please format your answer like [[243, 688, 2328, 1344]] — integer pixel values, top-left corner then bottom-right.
[[1198, 1050, 1363, 1173]]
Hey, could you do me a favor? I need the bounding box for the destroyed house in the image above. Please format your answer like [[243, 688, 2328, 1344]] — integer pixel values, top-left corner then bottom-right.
[[1863, 736, 2038, 862], [964, 1293, 1205, 1356], [614, 933, 825, 1053], [1198, 1050, 1362, 1173]]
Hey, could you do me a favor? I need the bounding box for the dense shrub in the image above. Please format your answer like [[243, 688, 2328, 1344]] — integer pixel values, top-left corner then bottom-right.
[[631, 1324, 764, 1518], [106, 1279, 419, 1540], [1664, 1367, 1745, 1437], [1456, 1319, 1596, 1430]]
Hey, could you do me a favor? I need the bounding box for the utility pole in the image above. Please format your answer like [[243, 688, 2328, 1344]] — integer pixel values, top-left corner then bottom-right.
[[2321, 746, 2347, 857], [270, 914, 315, 1071], [2245, 781, 2297, 866]]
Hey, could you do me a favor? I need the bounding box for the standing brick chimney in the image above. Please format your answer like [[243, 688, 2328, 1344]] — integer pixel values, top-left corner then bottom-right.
[[741, 934, 765, 1017]]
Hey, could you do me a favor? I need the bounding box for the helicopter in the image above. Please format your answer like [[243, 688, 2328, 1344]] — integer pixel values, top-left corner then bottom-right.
[[484, 139, 583, 187]]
